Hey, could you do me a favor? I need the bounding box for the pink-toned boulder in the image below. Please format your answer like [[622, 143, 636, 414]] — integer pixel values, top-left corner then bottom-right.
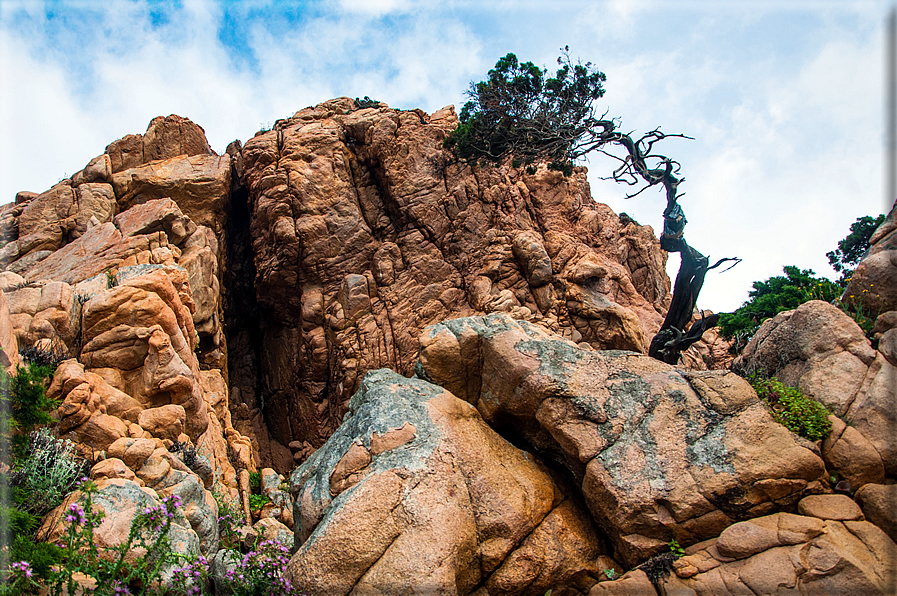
[[107, 437, 157, 471], [111, 154, 230, 235], [69, 183, 117, 239], [112, 197, 197, 246], [21, 222, 175, 285], [40, 478, 201, 565], [842, 202, 897, 315], [91, 457, 141, 487], [15, 182, 74, 255], [105, 114, 212, 174], [797, 494, 864, 521], [0, 290, 19, 369], [287, 369, 603, 595], [822, 415, 885, 488], [843, 353, 897, 477], [71, 154, 113, 186], [418, 314, 827, 566], [855, 483, 897, 544], [735, 300, 876, 416], [49, 360, 145, 447], [658, 511, 897, 596], [138, 404, 186, 441]]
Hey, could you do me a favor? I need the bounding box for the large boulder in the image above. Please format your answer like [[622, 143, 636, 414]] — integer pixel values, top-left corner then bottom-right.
[[736, 300, 896, 483], [734, 300, 876, 417], [417, 314, 827, 566], [105, 114, 213, 174], [3, 278, 80, 354], [287, 369, 603, 596], [855, 483, 897, 544], [40, 477, 201, 567], [111, 154, 230, 235]]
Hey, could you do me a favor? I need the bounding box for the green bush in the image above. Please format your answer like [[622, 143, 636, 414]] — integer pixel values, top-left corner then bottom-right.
[[827, 214, 886, 285], [248, 493, 270, 515], [248, 470, 261, 493], [444, 49, 607, 175], [354, 96, 381, 109], [718, 266, 842, 341], [2, 359, 58, 461], [750, 377, 832, 441]]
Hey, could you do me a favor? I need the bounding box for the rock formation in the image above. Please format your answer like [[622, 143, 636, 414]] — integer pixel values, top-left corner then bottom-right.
[[416, 314, 827, 566], [842, 201, 897, 318], [237, 98, 675, 466], [595, 495, 896, 596], [2, 99, 895, 595], [734, 300, 895, 490], [1, 114, 253, 565]]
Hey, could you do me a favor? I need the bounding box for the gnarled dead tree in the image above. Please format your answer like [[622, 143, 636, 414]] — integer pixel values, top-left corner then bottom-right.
[[591, 121, 739, 363]]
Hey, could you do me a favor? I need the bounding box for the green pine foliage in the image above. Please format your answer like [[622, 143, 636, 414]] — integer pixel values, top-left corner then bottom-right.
[[827, 214, 886, 285], [444, 48, 607, 175], [750, 377, 832, 441], [3, 356, 59, 457]]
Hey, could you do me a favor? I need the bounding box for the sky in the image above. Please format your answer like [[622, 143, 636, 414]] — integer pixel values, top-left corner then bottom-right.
[[0, 0, 891, 313]]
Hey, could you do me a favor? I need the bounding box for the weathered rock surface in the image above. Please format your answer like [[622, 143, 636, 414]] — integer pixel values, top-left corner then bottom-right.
[[417, 314, 827, 566], [855, 483, 897, 544], [6, 101, 895, 593], [105, 114, 213, 174], [287, 369, 603, 595], [658, 499, 897, 596], [735, 300, 896, 485], [1, 115, 253, 568], [0, 287, 19, 369], [41, 476, 202, 565], [238, 98, 673, 458], [735, 300, 877, 417]]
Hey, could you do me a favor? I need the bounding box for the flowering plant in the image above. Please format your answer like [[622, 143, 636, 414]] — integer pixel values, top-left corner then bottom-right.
[[2, 479, 301, 595], [3, 478, 194, 596], [224, 539, 300, 596]]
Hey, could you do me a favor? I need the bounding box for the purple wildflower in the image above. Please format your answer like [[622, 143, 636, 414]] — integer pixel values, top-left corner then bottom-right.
[[64, 503, 87, 525]]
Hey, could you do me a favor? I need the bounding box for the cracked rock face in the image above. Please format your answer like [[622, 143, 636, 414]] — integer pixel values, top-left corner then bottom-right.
[[239, 97, 673, 455], [417, 314, 828, 566], [287, 369, 603, 596]]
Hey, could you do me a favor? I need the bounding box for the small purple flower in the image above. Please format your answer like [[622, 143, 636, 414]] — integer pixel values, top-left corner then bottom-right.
[[65, 503, 87, 525], [11, 560, 33, 578]]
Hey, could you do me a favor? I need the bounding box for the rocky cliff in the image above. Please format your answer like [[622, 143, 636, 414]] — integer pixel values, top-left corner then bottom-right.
[[2, 99, 895, 595], [234, 97, 680, 469]]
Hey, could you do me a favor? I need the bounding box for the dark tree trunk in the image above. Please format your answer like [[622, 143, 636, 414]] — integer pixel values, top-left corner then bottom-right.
[[591, 124, 737, 365]]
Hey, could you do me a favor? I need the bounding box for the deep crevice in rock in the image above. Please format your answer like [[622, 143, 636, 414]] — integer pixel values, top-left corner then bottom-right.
[[222, 168, 267, 464]]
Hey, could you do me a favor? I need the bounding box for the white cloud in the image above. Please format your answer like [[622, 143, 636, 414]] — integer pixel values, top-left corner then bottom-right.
[[337, 0, 413, 17]]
